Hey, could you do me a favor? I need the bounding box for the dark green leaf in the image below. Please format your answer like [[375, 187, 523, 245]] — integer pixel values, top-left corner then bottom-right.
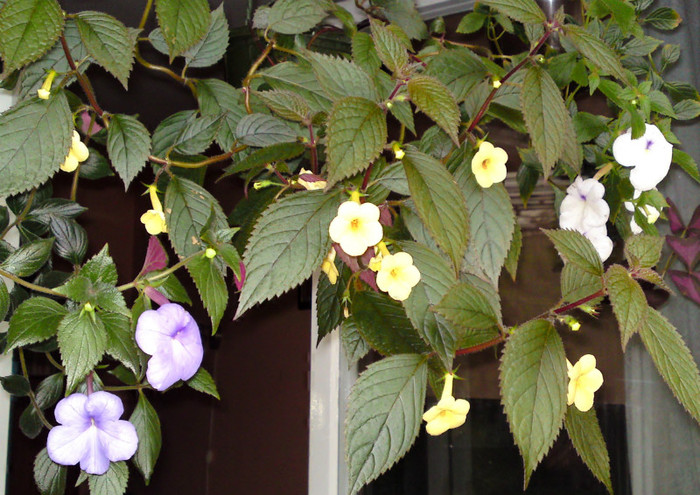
[[425, 47, 487, 102], [88, 461, 128, 495], [504, 220, 522, 281], [50, 217, 87, 264], [644, 7, 681, 30], [481, 0, 546, 24], [307, 51, 379, 102], [196, 79, 247, 151], [34, 448, 67, 495], [107, 114, 151, 189], [171, 114, 222, 155], [456, 12, 487, 34], [543, 229, 604, 276], [6, 297, 67, 351], [369, 18, 408, 74], [187, 367, 219, 399], [564, 24, 628, 81], [407, 75, 460, 144], [187, 254, 227, 332], [267, 0, 328, 35], [0, 237, 53, 277], [624, 234, 664, 268], [605, 264, 647, 349], [672, 148, 700, 183], [183, 5, 228, 68], [130, 392, 162, 484], [261, 62, 332, 113], [255, 90, 311, 123], [341, 316, 370, 364], [0, 374, 29, 396], [673, 99, 700, 121], [220, 142, 305, 178], [154, 0, 209, 58], [565, 406, 613, 494], [57, 309, 107, 392], [316, 261, 350, 343], [352, 32, 381, 73], [100, 311, 140, 375], [235, 113, 299, 148], [434, 281, 501, 331], [0, 279, 8, 321], [34, 372, 64, 409]]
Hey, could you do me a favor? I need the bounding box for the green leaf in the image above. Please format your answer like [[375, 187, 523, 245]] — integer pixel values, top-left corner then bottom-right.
[[307, 51, 379, 102], [0, 0, 64, 74], [565, 407, 613, 494], [346, 354, 428, 495], [622, 35, 662, 56], [154, 273, 191, 305], [33, 448, 67, 495], [235, 113, 299, 148], [639, 307, 700, 424], [673, 99, 700, 121], [457, 12, 487, 34], [661, 43, 680, 66], [34, 372, 63, 409], [624, 234, 664, 268], [196, 79, 247, 151], [0, 237, 53, 277], [316, 262, 350, 343], [369, 18, 408, 74], [50, 217, 87, 265], [352, 291, 428, 356], [480, 0, 546, 24], [267, 0, 328, 35], [75, 11, 134, 88], [561, 263, 604, 304], [187, 367, 220, 399], [154, 0, 209, 58], [643, 7, 681, 30], [0, 374, 29, 396], [325, 97, 387, 186], [672, 148, 700, 183], [0, 93, 72, 197], [399, 241, 457, 368], [375, 0, 427, 39], [107, 114, 152, 189], [81, 245, 118, 285], [352, 32, 381, 73], [407, 75, 460, 145], [520, 66, 577, 178], [543, 229, 604, 276], [88, 461, 128, 495], [130, 392, 162, 484], [171, 114, 222, 155], [255, 90, 311, 123], [434, 281, 501, 331], [187, 254, 227, 332], [221, 142, 305, 178], [235, 190, 340, 317], [6, 297, 67, 351], [0, 279, 8, 321], [500, 319, 567, 486], [425, 47, 487, 102], [57, 309, 107, 392], [504, 219, 522, 281], [183, 5, 228, 68], [100, 311, 140, 375], [402, 149, 470, 271], [573, 112, 611, 143], [605, 264, 647, 349], [341, 316, 370, 364], [599, 0, 636, 34], [262, 62, 332, 113], [564, 25, 628, 81], [456, 167, 515, 283]]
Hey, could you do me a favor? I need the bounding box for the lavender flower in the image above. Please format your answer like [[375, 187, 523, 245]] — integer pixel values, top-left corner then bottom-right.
[[612, 124, 672, 191], [135, 303, 203, 391], [46, 392, 138, 475]]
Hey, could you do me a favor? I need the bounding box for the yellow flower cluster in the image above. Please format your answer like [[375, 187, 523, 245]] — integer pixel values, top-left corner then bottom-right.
[[140, 185, 167, 236], [567, 354, 604, 412], [423, 373, 470, 436], [60, 131, 89, 173]]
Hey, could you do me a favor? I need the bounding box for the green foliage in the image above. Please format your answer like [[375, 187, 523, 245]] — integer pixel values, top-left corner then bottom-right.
[[261, 62, 332, 113], [57, 309, 107, 392], [267, 0, 329, 35], [0, 374, 29, 395], [425, 47, 487, 102], [500, 319, 567, 486], [236, 113, 299, 147], [256, 90, 311, 123], [6, 297, 66, 351], [88, 461, 129, 495], [481, 0, 546, 24], [308, 51, 379, 102], [543, 229, 604, 276], [407, 75, 460, 145], [564, 25, 628, 82], [434, 281, 501, 331], [316, 261, 350, 342], [183, 5, 228, 68], [154, 0, 210, 58], [624, 234, 664, 268], [341, 315, 370, 365], [107, 114, 152, 189], [196, 79, 247, 151], [565, 407, 613, 494], [0, 237, 53, 277], [369, 18, 409, 74], [346, 354, 427, 495], [187, 367, 220, 399], [33, 448, 66, 495], [130, 392, 162, 484], [187, 254, 227, 332], [605, 264, 647, 349], [101, 311, 140, 375]]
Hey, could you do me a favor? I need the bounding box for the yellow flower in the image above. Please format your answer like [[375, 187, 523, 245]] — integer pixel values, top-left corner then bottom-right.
[[422, 373, 470, 436], [321, 248, 339, 284], [567, 354, 604, 412], [328, 200, 383, 257], [471, 141, 508, 188], [298, 168, 327, 190], [37, 70, 56, 100], [59, 131, 90, 172], [140, 185, 168, 235], [376, 251, 420, 301]]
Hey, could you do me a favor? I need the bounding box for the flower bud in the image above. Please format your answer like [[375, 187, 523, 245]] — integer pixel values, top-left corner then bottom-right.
[[205, 248, 217, 259]]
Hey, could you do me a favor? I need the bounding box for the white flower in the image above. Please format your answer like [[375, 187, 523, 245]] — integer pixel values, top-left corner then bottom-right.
[[583, 226, 613, 262], [559, 177, 609, 232], [625, 189, 661, 234], [328, 201, 383, 256], [612, 124, 672, 191], [375, 252, 421, 301]]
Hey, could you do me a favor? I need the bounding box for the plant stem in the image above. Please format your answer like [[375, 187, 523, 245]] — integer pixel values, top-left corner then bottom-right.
[[361, 162, 375, 192], [86, 371, 94, 395], [138, 0, 154, 30], [103, 383, 152, 392], [0, 188, 35, 239], [243, 41, 274, 113], [117, 249, 207, 291], [454, 336, 506, 357], [307, 123, 318, 174], [60, 35, 104, 117], [0, 268, 66, 298], [134, 51, 197, 94], [552, 289, 605, 315], [18, 349, 53, 430], [45, 352, 64, 371]]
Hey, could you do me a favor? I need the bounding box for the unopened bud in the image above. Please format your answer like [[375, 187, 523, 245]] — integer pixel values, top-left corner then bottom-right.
[[83, 302, 94, 313], [205, 248, 217, 259], [253, 180, 275, 190], [392, 142, 405, 160], [492, 79, 502, 89]]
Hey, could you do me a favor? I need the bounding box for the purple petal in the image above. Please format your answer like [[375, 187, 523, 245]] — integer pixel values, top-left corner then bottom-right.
[[98, 420, 138, 462], [79, 427, 110, 475], [53, 394, 90, 427], [47, 424, 91, 466], [135, 310, 175, 355], [85, 391, 124, 423], [234, 262, 245, 291], [146, 346, 183, 391], [666, 198, 686, 235], [140, 236, 168, 275], [669, 271, 700, 306], [688, 206, 700, 237], [378, 203, 393, 227], [666, 235, 700, 270], [144, 286, 170, 306], [171, 327, 204, 381]]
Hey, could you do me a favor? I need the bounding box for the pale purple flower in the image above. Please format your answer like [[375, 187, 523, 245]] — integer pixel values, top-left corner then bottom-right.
[[135, 303, 203, 391], [46, 392, 138, 475], [612, 124, 672, 191], [559, 177, 610, 232]]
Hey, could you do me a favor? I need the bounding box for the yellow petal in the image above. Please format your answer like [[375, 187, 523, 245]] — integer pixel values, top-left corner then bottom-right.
[[573, 390, 595, 412], [422, 404, 442, 423], [60, 154, 79, 172], [37, 89, 50, 100], [71, 140, 90, 162], [140, 210, 167, 235]]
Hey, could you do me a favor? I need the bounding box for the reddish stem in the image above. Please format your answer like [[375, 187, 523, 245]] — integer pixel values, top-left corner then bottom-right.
[[308, 122, 318, 174], [552, 289, 605, 315], [361, 162, 375, 192], [60, 35, 104, 117], [454, 336, 506, 357], [86, 372, 94, 395]]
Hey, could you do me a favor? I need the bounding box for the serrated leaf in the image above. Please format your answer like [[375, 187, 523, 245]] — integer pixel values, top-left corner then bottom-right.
[[267, 0, 328, 35], [672, 148, 700, 183], [307, 51, 378, 102], [434, 281, 501, 331], [34, 448, 67, 495], [425, 47, 487, 102], [154, 0, 209, 58], [407, 75, 460, 145], [171, 114, 222, 155], [564, 25, 628, 81], [346, 354, 427, 495], [57, 310, 107, 392], [369, 18, 408, 74], [640, 307, 700, 424], [0, 237, 53, 277], [221, 142, 305, 179], [0, 93, 72, 197], [75, 11, 135, 88], [605, 264, 647, 349], [399, 241, 457, 368], [505, 220, 522, 281], [316, 262, 350, 343], [88, 461, 128, 495], [325, 97, 386, 186], [457, 11, 487, 34], [183, 5, 228, 68], [520, 66, 577, 178], [235, 190, 340, 317], [0, 0, 64, 74], [0, 279, 8, 321], [81, 245, 118, 285], [565, 407, 613, 494], [673, 99, 700, 121], [561, 263, 604, 304], [107, 114, 151, 189], [544, 229, 604, 275], [624, 233, 664, 268], [341, 316, 370, 364], [235, 113, 299, 148], [500, 319, 567, 486], [6, 297, 67, 351], [187, 367, 219, 399], [352, 32, 381, 73], [152, 110, 195, 156], [599, 0, 636, 34], [261, 62, 332, 113], [255, 90, 311, 122], [481, 0, 546, 24], [130, 392, 162, 484], [187, 254, 227, 332], [196, 79, 247, 151], [100, 311, 140, 375], [644, 7, 681, 31], [402, 150, 470, 271]]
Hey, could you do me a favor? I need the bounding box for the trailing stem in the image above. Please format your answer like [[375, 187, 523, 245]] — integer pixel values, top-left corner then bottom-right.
[[18, 349, 53, 430]]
